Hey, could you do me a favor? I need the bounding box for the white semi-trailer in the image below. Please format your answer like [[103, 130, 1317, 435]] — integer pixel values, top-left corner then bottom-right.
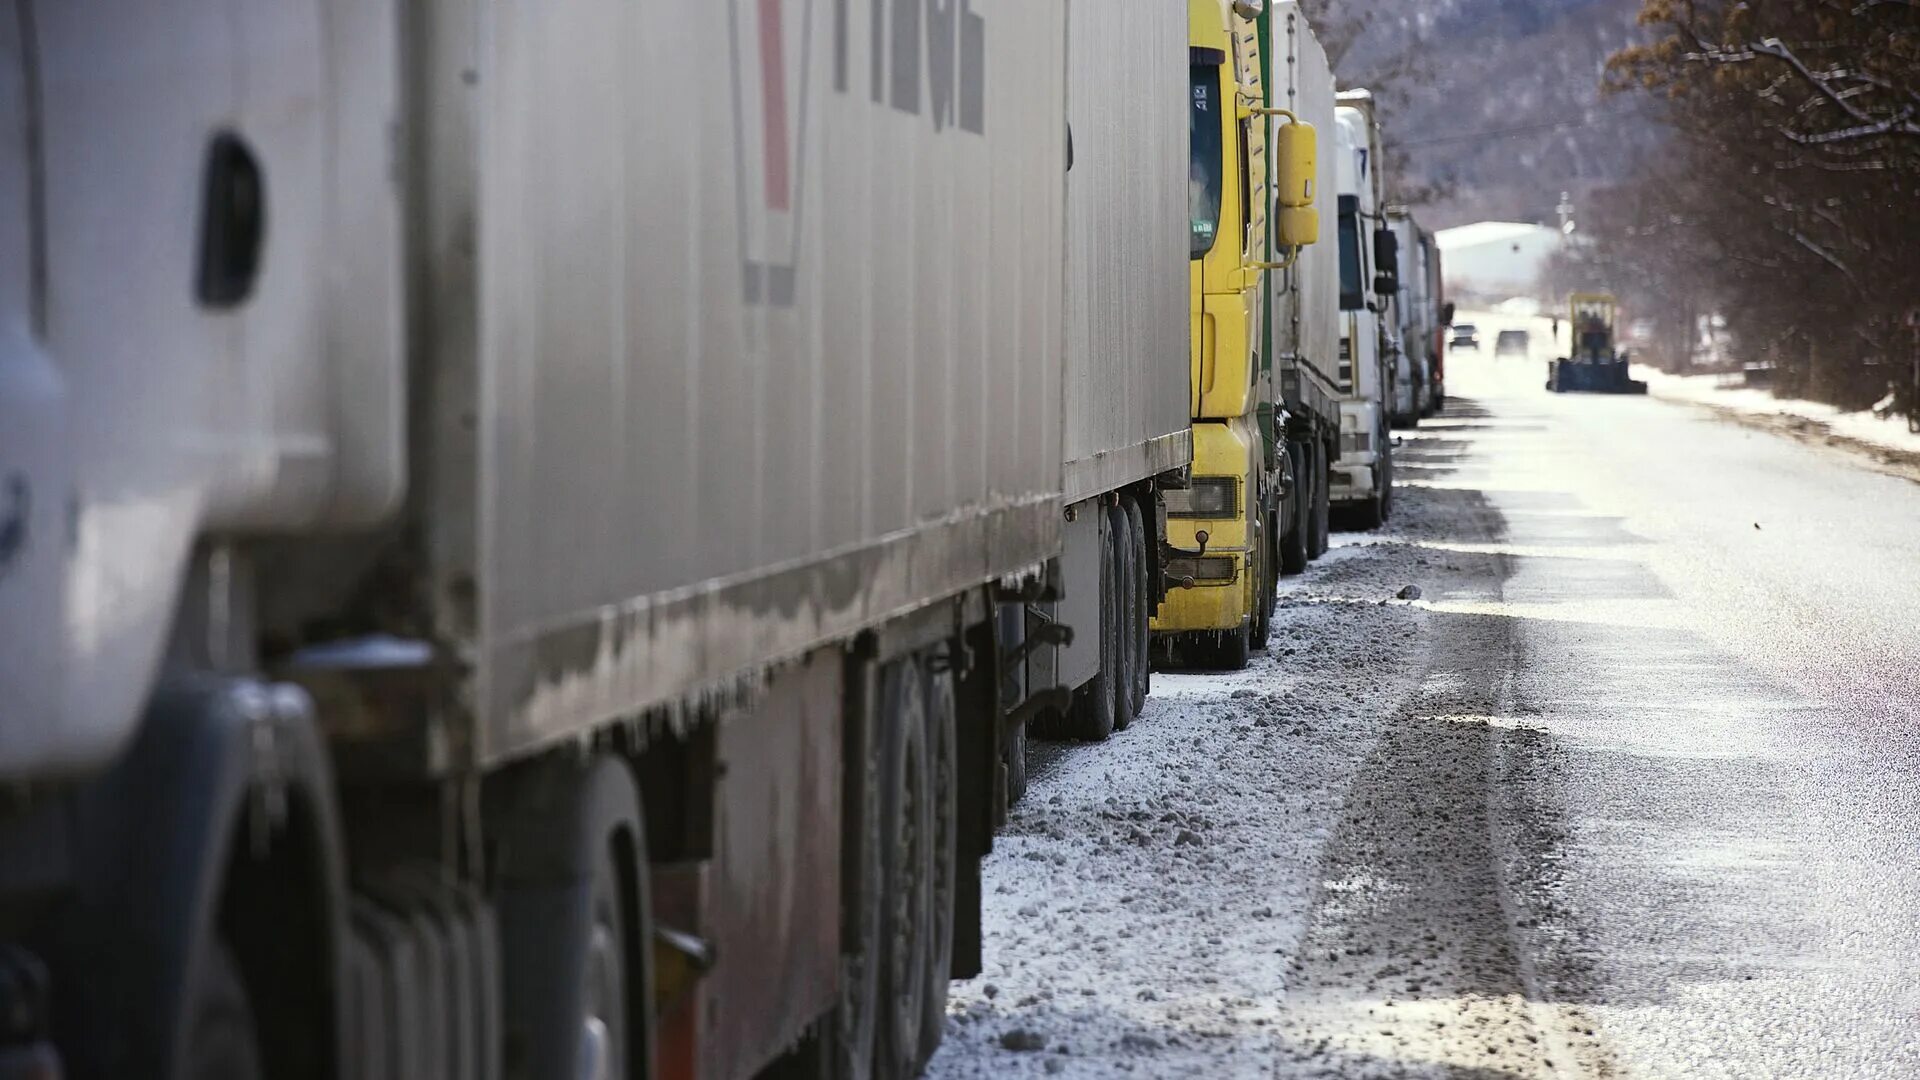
[[1266, 1, 1342, 573], [1332, 90, 1396, 529], [0, 3, 1069, 1078], [1391, 211, 1449, 421], [1015, 0, 1191, 762]]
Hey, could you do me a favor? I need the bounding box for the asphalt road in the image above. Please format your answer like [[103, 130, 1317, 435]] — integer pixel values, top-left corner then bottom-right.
[[932, 317, 1920, 1079], [1376, 320, 1920, 1077]]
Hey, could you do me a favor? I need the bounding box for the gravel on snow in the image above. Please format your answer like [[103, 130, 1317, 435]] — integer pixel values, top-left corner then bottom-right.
[[925, 457, 1475, 1079]]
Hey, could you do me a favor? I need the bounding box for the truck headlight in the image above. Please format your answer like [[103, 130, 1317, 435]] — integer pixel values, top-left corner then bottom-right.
[[1165, 478, 1237, 518]]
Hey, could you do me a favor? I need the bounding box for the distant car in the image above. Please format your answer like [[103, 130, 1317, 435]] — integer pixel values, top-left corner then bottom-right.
[[1495, 330, 1530, 357], [1450, 323, 1480, 349]]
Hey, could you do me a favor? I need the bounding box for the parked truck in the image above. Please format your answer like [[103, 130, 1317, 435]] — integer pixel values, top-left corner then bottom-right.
[[1014, 2, 1191, 765], [1331, 90, 1397, 529], [1153, 0, 1322, 671], [1390, 211, 1451, 422], [0, 4, 1071, 1079], [1265, 1, 1344, 575]]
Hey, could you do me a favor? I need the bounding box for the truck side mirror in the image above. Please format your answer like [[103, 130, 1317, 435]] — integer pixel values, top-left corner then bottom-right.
[[1271, 117, 1317, 247], [1374, 228, 1399, 278], [1440, 301, 1456, 325], [1373, 273, 1398, 297], [1277, 207, 1318, 249]]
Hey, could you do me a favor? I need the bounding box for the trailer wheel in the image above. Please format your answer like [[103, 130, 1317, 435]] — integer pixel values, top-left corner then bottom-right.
[[1122, 498, 1150, 717], [1309, 441, 1331, 558], [1281, 445, 1309, 576], [1249, 509, 1272, 651], [917, 659, 959, 1069], [875, 658, 932, 1078], [181, 940, 265, 1080], [1064, 517, 1117, 742], [1347, 493, 1384, 531], [1107, 504, 1138, 733], [1379, 445, 1394, 524], [1213, 620, 1252, 672]]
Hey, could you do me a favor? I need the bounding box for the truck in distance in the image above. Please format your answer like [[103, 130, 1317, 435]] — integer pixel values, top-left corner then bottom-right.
[[1330, 90, 1397, 530]]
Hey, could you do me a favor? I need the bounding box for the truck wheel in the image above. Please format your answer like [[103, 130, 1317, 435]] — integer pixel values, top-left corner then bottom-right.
[[1107, 504, 1138, 734], [1122, 498, 1150, 717], [1379, 445, 1394, 524], [1213, 620, 1252, 672], [181, 940, 265, 1080], [1259, 506, 1281, 646], [819, 661, 886, 1080], [1248, 510, 1271, 652], [1280, 446, 1309, 576], [1064, 518, 1117, 742], [1310, 442, 1331, 558], [1004, 713, 1029, 806], [582, 827, 636, 1080], [917, 660, 958, 1068], [495, 755, 652, 1080], [1349, 494, 1384, 531], [1252, 510, 1271, 651], [875, 658, 932, 1079]]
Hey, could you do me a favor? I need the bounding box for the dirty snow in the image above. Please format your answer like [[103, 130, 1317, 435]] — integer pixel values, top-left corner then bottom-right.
[[1637, 367, 1920, 458], [926, 446, 1499, 1078]]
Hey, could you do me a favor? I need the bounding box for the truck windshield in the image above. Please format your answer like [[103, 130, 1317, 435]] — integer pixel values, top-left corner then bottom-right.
[[1190, 64, 1224, 260], [1338, 196, 1363, 310]]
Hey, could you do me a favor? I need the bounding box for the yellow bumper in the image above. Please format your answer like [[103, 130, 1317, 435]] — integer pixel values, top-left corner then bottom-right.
[[1152, 419, 1257, 634]]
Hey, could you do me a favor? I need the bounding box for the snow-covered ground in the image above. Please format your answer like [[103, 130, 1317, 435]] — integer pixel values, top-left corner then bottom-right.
[[925, 451, 1507, 1078], [1635, 367, 1920, 458]]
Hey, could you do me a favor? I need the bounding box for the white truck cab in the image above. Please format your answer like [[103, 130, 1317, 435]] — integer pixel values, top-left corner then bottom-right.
[[1330, 96, 1393, 528]]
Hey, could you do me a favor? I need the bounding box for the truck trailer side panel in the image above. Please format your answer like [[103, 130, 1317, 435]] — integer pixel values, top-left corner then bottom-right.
[[1061, 0, 1191, 505], [463, 0, 1069, 764], [1269, 2, 1339, 393]]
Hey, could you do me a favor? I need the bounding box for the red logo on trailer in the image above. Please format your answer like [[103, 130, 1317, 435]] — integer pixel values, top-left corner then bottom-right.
[[729, 0, 816, 306]]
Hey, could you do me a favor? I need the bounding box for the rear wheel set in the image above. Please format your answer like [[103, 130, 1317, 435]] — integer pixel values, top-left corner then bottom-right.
[[873, 653, 960, 1079]]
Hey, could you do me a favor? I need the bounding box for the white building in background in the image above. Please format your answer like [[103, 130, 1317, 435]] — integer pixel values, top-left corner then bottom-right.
[[1435, 221, 1563, 299]]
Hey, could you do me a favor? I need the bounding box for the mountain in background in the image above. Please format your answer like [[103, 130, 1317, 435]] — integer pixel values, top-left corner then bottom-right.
[[1303, 0, 1659, 231]]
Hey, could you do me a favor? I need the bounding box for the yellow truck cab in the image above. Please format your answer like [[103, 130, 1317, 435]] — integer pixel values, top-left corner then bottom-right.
[[1154, 0, 1285, 669]]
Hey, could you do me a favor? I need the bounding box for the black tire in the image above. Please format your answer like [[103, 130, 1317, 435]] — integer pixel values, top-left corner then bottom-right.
[[1248, 506, 1271, 652], [917, 660, 958, 1069], [1003, 711, 1028, 806], [875, 659, 931, 1079], [583, 824, 636, 1080], [1213, 620, 1252, 672], [1347, 493, 1385, 531], [1064, 516, 1117, 742], [181, 940, 265, 1080], [830, 663, 886, 1080], [495, 756, 652, 1080], [1309, 441, 1330, 559], [1122, 498, 1150, 718], [1280, 445, 1309, 576], [1260, 506, 1280, 645], [1379, 442, 1394, 524], [1107, 504, 1138, 734]]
